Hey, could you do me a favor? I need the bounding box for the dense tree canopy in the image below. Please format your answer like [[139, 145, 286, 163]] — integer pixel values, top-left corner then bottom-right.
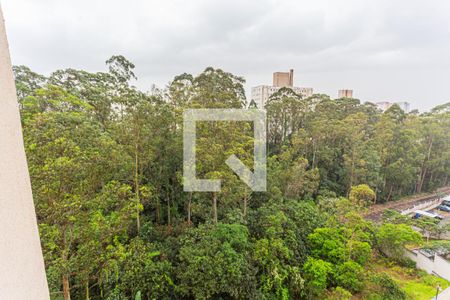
[[14, 56, 449, 299]]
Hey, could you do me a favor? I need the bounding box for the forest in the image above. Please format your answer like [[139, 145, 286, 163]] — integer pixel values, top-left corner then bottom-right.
[[13, 56, 450, 299]]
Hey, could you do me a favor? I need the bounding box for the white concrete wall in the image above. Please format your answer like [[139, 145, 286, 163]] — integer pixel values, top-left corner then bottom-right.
[[405, 250, 434, 273], [0, 5, 50, 299], [406, 250, 450, 281], [434, 255, 450, 281], [400, 199, 441, 215]]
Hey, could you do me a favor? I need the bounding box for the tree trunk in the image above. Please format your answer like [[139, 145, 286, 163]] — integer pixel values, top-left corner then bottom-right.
[[428, 173, 434, 190], [134, 139, 141, 233], [419, 167, 428, 194], [349, 146, 355, 194], [167, 196, 171, 226], [156, 197, 161, 224], [85, 279, 89, 300], [417, 139, 433, 193], [187, 192, 192, 225], [243, 194, 248, 217], [63, 274, 71, 300], [312, 139, 316, 169], [212, 192, 218, 224], [386, 185, 394, 202]]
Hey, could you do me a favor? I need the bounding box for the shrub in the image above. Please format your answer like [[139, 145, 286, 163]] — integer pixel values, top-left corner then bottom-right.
[[349, 184, 376, 207], [335, 261, 365, 293], [327, 287, 352, 300], [347, 240, 372, 265], [303, 257, 333, 296], [370, 273, 406, 300], [376, 223, 422, 262], [399, 257, 416, 269]]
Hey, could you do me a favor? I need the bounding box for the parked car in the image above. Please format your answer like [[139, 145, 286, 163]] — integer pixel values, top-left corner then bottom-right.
[[413, 210, 444, 220], [437, 205, 450, 212], [442, 200, 450, 206]]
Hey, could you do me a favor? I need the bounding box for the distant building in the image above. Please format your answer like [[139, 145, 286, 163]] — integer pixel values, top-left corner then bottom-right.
[[375, 101, 411, 113], [250, 70, 313, 108], [375, 101, 392, 112], [338, 89, 354, 98], [396, 101, 411, 113], [273, 69, 294, 87]]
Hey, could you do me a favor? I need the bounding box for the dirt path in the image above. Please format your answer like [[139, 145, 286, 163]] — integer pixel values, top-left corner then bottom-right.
[[364, 186, 450, 222]]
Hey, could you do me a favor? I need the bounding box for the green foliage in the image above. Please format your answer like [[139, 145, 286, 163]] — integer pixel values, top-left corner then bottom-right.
[[349, 184, 376, 207], [382, 209, 410, 224], [253, 237, 304, 299], [249, 199, 324, 298], [308, 227, 348, 264], [176, 223, 255, 299], [303, 257, 333, 296], [425, 240, 450, 254], [327, 287, 352, 300], [250, 199, 325, 264], [335, 261, 365, 293], [113, 239, 174, 299], [135, 291, 142, 300], [376, 223, 422, 261], [369, 273, 406, 300], [347, 240, 372, 266], [14, 57, 450, 299]]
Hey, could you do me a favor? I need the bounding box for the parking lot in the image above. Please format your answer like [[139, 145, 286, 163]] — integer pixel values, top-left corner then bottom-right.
[[426, 204, 450, 239], [430, 208, 450, 219]]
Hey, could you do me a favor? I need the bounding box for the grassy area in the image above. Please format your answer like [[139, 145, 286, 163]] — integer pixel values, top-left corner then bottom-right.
[[400, 273, 448, 299], [373, 260, 449, 300]]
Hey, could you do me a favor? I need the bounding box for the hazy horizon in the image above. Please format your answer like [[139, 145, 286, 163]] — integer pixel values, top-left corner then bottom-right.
[[3, 0, 450, 111]]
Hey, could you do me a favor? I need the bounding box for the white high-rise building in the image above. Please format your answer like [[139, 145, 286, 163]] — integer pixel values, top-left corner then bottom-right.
[[250, 70, 313, 108]]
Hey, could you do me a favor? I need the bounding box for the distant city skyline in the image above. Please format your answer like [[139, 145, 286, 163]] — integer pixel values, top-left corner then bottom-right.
[[250, 69, 414, 112], [3, 0, 450, 111]]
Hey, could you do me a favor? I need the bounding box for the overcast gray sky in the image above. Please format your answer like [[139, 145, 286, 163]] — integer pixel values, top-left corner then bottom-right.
[[2, 0, 450, 111]]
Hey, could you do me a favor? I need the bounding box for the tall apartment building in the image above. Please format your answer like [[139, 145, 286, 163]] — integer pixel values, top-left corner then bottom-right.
[[338, 89, 354, 98], [375, 101, 411, 113], [250, 70, 313, 108]]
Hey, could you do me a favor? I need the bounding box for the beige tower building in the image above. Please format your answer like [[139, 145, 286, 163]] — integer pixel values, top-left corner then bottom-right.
[[273, 69, 294, 87], [338, 89, 353, 98], [0, 5, 50, 299]]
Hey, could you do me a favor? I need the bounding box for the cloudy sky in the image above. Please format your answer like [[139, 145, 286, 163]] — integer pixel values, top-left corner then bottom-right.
[[2, 0, 450, 111]]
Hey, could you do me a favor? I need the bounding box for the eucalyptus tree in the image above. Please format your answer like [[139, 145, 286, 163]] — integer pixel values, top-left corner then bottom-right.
[[23, 87, 131, 300]]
